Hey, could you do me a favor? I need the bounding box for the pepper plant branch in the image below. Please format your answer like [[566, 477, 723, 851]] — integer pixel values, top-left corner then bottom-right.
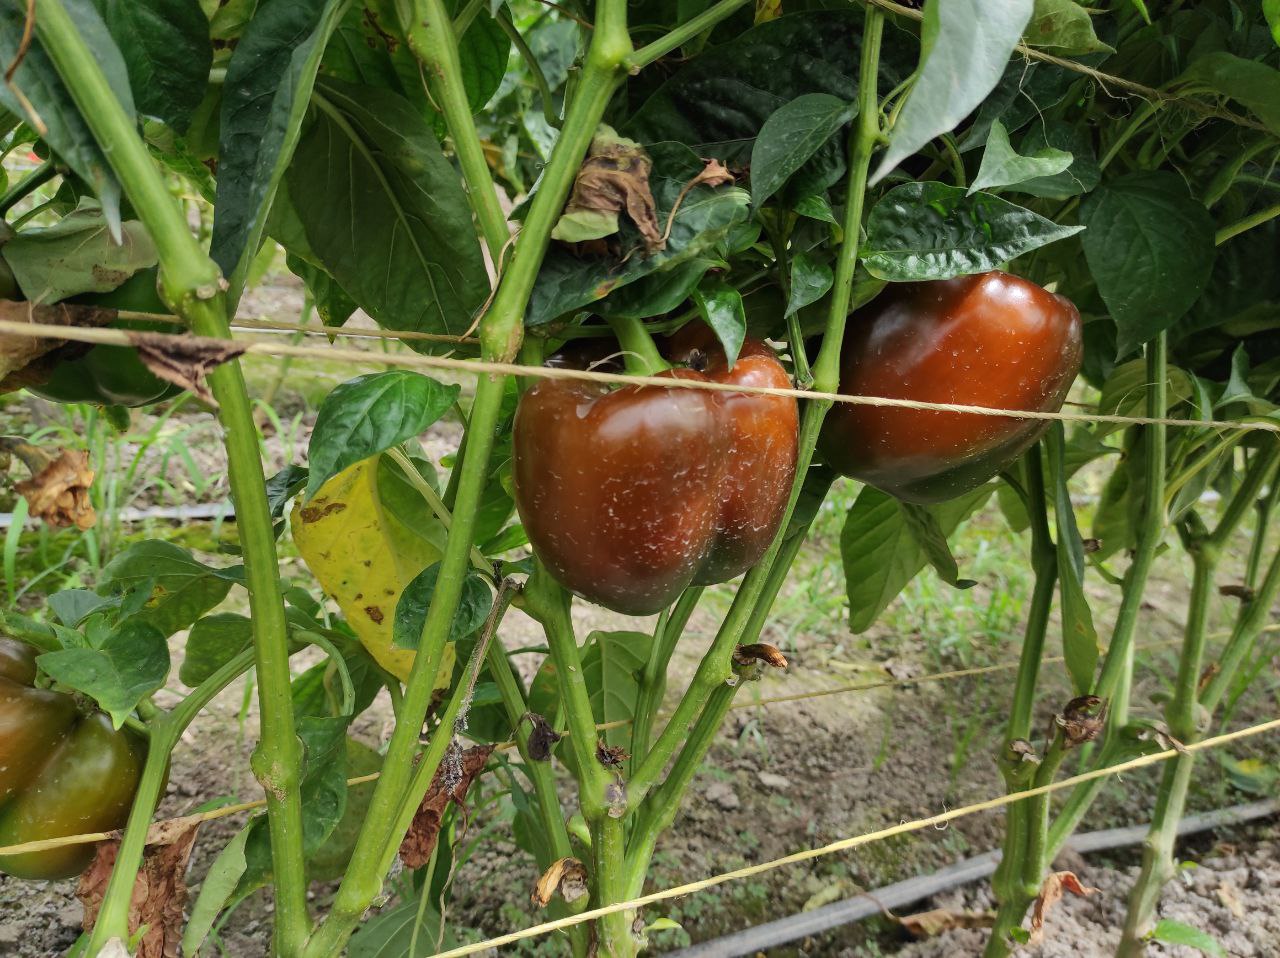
[[623, 0, 752, 71], [495, 6, 559, 127], [606, 312, 671, 374], [1045, 334, 1168, 861], [86, 649, 257, 953], [0, 156, 55, 214], [631, 587, 704, 768], [28, 2, 311, 950], [398, 0, 509, 260]]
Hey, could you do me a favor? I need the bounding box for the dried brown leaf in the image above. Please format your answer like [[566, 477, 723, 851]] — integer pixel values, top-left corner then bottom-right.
[[596, 742, 628, 768], [554, 129, 664, 252], [15, 446, 96, 529], [1055, 695, 1106, 748], [657, 159, 738, 245], [398, 744, 494, 868], [78, 816, 201, 958], [734, 643, 789, 669], [899, 907, 995, 938], [531, 857, 589, 908], [125, 331, 246, 407], [1029, 871, 1096, 944], [523, 712, 562, 761], [0, 299, 115, 389]]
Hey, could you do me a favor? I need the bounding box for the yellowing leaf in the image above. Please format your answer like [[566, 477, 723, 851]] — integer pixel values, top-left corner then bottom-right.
[[291, 457, 452, 685], [755, 0, 782, 24]]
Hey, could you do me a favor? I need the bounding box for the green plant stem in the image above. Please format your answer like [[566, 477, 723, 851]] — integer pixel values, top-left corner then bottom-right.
[[524, 565, 614, 820], [31, 2, 310, 951], [0, 159, 56, 216], [1046, 335, 1167, 861], [623, 0, 752, 71], [496, 7, 559, 127], [631, 587, 704, 768], [606, 313, 670, 374], [1214, 202, 1280, 246], [1099, 100, 1159, 170], [386, 447, 492, 573], [306, 5, 632, 949], [626, 4, 882, 815], [86, 649, 257, 953], [985, 453, 1056, 958], [398, 0, 509, 260], [593, 816, 633, 956]]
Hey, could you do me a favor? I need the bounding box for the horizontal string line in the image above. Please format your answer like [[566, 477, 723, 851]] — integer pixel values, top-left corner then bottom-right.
[[3, 318, 1276, 434], [429, 716, 1280, 958]]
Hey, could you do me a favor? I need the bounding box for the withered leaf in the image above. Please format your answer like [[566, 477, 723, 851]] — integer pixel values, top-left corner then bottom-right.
[[596, 742, 628, 768], [899, 907, 995, 938], [1219, 583, 1254, 601], [734, 643, 789, 669], [552, 127, 664, 252], [1055, 695, 1106, 748], [523, 712, 562, 761], [1029, 871, 1096, 944], [126, 331, 246, 407], [0, 299, 116, 390], [531, 856, 589, 907], [398, 744, 494, 868], [657, 159, 738, 246], [78, 816, 201, 958], [14, 446, 96, 530]]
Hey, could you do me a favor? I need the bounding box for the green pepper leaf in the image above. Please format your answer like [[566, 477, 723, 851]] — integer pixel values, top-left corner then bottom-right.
[[862, 182, 1082, 282], [749, 94, 856, 210], [37, 619, 169, 728], [1023, 0, 1114, 55], [1080, 173, 1215, 355], [871, 0, 1034, 185], [692, 278, 747, 368], [968, 120, 1073, 196], [1147, 920, 1225, 957], [1047, 425, 1098, 695], [899, 502, 978, 590], [785, 252, 834, 319], [4, 206, 157, 304], [581, 630, 653, 750], [392, 563, 494, 650], [180, 613, 253, 687], [306, 372, 461, 501], [99, 541, 244, 637]]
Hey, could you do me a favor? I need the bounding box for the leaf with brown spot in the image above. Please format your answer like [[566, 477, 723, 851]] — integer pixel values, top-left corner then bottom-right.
[[531, 857, 589, 907], [13, 445, 96, 529], [399, 744, 493, 868], [523, 712, 561, 761], [899, 908, 995, 938], [552, 127, 664, 251], [1030, 871, 1096, 944], [0, 299, 116, 387], [125, 331, 246, 407], [78, 816, 201, 958]]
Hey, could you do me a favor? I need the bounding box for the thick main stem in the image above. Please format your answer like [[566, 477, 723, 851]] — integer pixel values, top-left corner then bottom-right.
[[30, 2, 310, 950]]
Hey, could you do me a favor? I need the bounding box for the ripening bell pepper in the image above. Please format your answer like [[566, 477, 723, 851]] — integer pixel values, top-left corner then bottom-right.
[[513, 327, 799, 616], [0, 637, 147, 880], [818, 271, 1083, 503]]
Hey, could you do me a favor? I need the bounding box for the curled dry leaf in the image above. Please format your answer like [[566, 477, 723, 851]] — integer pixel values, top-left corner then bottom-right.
[[531, 856, 589, 908], [1029, 871, 1096, 945], [398, 743, 494, 868], [734, 643, 789, 669], [552, 127, 664, 252], [1008, 738, 1038, 763], [596, 741, 628, 768], [126, 331, 247, 407], [658, 159, 737, 246], [0, 299, 115, 390], [13, 445, 97, 530], [78, 816, 201, 958], [1055, 695, 1106, 748], [523, 711, 562, 761], [899, 907, 995, 938], [1219, 583, 1255, 601]]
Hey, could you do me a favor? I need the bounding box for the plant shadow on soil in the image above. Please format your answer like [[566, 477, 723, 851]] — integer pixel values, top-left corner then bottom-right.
[[2, 279, 1279, 957]]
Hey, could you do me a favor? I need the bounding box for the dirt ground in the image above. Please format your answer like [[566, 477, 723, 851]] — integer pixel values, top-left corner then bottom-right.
[[3, 279, 1279, 957]]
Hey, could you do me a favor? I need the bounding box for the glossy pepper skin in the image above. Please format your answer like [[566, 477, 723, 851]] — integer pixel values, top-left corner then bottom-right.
[[819, 271, 1082, 503], [26, 270, 182, 408], [0, 637, 147, 880], [513, 328, 798, 615]]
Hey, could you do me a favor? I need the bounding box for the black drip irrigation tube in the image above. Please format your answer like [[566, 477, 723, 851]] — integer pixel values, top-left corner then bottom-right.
[[667, 798, 1280, 957]]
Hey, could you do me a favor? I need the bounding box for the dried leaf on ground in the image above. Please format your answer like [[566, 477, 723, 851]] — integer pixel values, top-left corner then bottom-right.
[[398, 744, 494, 868], [126, 331, 246, 407], [1030, 871, 1097, 944], [899, 907, 995, 938], [0, 299, 115, 388], [78, 816, 201, 958], [14, 446, 96, 529], [552, 127, 663, 251], [531, 857, 588, 907]]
